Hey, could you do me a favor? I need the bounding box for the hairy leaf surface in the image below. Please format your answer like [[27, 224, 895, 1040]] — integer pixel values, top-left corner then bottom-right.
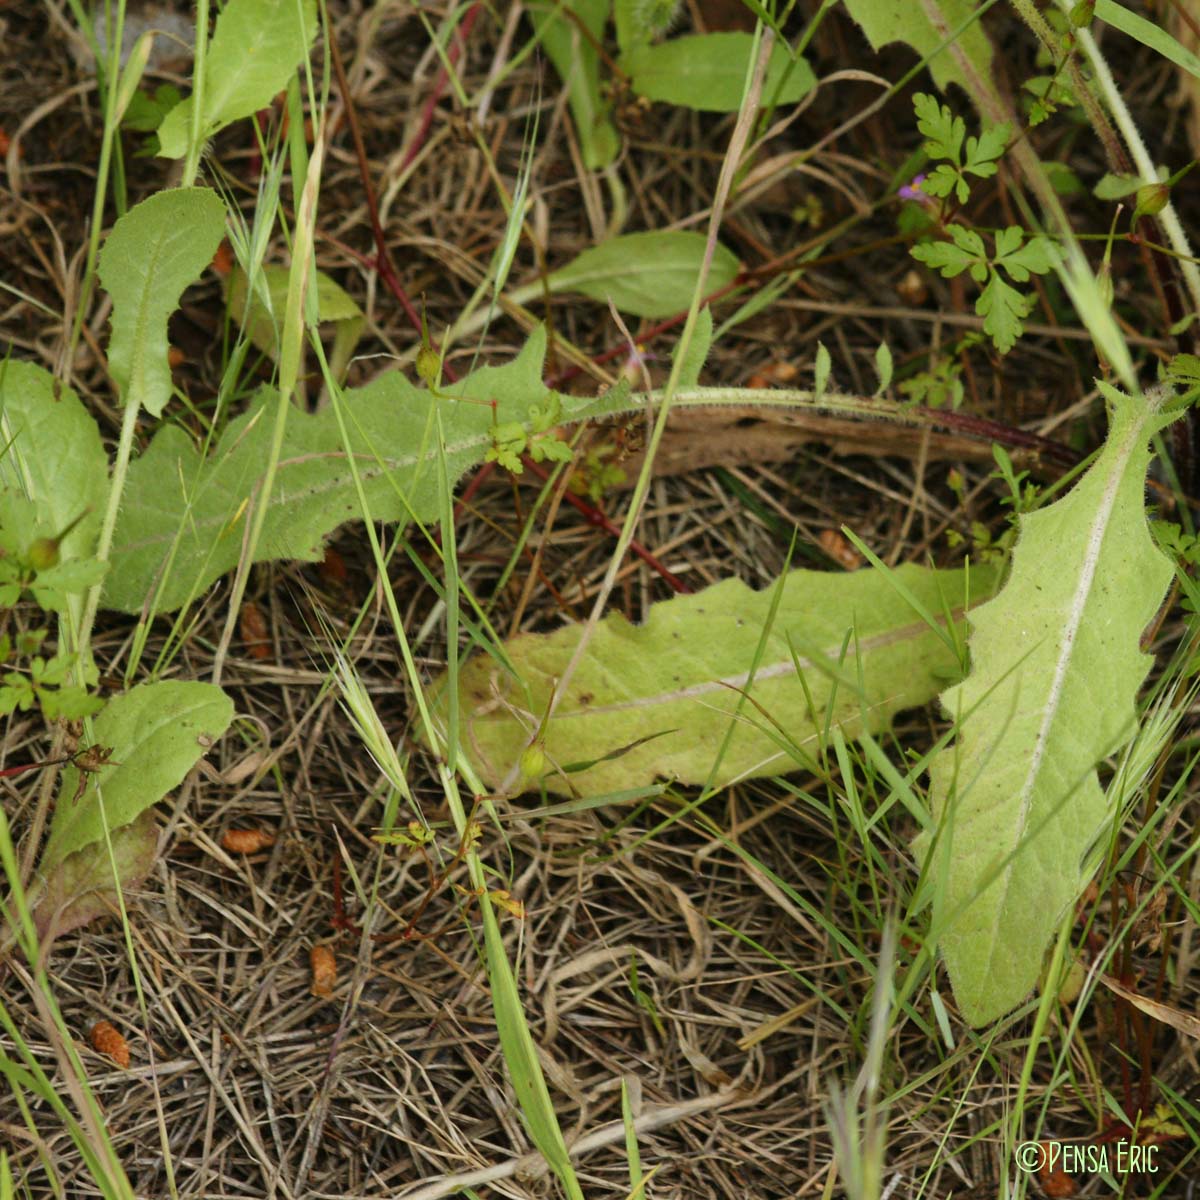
[[443, 563, 996, 796], [158, 0, 318, 157], [41, 681, 234, 876], [99, 188, 227, 416], [920, 383, 1176, 1026], [106, 327, 627, 612]]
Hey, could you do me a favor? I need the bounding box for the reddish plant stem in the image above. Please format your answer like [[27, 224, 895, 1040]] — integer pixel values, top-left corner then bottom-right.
[[328, 5, 482, 369], [398, 5, 482, 177], [553, 311, 1078, 469], [519, 454, 691, 593], [452, 457, 496, 525]]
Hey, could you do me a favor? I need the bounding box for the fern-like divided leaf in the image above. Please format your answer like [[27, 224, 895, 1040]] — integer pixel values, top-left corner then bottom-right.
[[920, 382, 1178, 1027]]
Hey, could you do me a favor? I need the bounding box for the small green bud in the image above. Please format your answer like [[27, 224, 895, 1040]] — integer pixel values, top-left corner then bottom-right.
[[416, 343, 441, 385], [1134, 182, 1169, 217], [23, 509, 90, 572], [26, 537, 60, 571], [1068, 0, 1094, 27], [519, 742, 547, 779]]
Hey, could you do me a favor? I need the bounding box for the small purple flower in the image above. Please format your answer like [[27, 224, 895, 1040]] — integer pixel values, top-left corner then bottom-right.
[[899, 173, 935, 208], [623, 343, 658, 371]]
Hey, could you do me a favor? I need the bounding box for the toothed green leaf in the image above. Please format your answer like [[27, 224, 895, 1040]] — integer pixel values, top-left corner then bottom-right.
[[441, 562, 997, 796], [919, 383, 1178, 1026], [99, 188, 227, 416], [105, 327, 629, 613]]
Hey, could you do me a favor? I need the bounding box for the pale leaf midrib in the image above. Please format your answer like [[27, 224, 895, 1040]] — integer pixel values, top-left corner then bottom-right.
[[975, 409, 1146, 961], [484, 609, 963, 721]]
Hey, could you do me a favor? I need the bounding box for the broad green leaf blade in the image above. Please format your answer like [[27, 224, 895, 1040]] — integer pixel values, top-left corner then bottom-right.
[[35, 809, 158, 942], [99, 187, 227, 416], [0, 360, 107, 557], [547, 232, 740, 318], [841, 0, 994, 96], [40, 681, 234, 875], [621, 32, 816, 112], [105, 326, 629, 612], [443, 563, 996, 796], [528, 0, 619, 170], [157, 0, 318, 158], [920, 384, 1176, 1027]]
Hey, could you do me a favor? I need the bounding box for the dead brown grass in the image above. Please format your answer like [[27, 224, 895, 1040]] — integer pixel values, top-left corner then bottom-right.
[[3, 0, 1200, 1197]]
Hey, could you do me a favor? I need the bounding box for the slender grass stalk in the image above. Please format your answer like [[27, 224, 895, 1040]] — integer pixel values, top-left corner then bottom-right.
[[524, 28, 777, 774], [181, 0, 210, 187]]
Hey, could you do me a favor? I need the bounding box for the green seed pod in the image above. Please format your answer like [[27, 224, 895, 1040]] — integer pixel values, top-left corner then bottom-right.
[[1134, 182, 1170, 218], [416, 344, 441, 385], [26, 537, 60, 571], [1068, 0, 1094, 27], [519, 742, 547, 779]]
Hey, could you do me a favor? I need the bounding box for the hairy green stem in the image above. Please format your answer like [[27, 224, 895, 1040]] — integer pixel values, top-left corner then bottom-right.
[[63, 0, 126, 385], [1054, 1, 1200, 314], [181, 0, 210, 187], [77, 390, 142, 657]]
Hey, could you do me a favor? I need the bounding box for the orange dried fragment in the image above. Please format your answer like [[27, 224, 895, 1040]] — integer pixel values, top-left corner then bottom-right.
[[168, 345, 186, 369], [1037, 1142, 1078, 1198], [90, 1020, 130, 1068], [817, 529, 863, 571], [319, 546, 348, 588], [747, 362, 797, 389], [239, 601, 271, 660], [211, 239, 234, 276], [762, 361, 798, 383], [310, 944, 336, 998], [222, 828, 276, 855]]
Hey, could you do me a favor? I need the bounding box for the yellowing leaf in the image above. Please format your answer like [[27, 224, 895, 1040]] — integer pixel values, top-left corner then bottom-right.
[[226, 263, 364, 380], [442, 563, 996, 796], [35, 810, 158, 942]]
